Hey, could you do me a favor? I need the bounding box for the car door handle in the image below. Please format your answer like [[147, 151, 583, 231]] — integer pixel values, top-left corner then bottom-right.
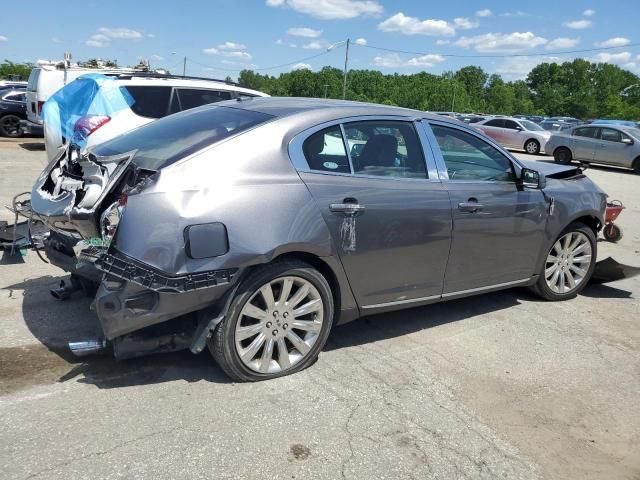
[[329, 203, 366, 215], [458, 201, 484, 213]]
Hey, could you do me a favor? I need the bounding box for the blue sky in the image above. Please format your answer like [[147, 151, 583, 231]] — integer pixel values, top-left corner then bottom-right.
[[1, 0, 638, 80]]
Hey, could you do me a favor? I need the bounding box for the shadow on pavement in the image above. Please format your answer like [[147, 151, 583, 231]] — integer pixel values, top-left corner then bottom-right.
[[18, 141, 45, 151]]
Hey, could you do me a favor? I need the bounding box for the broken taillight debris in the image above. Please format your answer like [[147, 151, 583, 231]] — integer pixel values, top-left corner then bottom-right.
[[119, 192, 128, 206], [74, 115, 111, 139]]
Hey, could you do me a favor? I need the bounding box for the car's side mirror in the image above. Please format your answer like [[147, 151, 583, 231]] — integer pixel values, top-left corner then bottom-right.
[[515, 126, 522, 131], [621, 137, 633, 145], [519, 167, 546, 189]]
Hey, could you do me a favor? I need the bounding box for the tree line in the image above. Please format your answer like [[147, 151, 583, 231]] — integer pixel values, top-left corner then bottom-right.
[[3, 57, 639, 119], [239, 59, 640, 120]]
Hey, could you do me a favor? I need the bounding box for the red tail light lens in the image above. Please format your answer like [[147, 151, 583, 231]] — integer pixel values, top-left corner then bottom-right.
[[37, 101, 45, 115], [73, 115, 111, 138], [119, 193, 128, 206]]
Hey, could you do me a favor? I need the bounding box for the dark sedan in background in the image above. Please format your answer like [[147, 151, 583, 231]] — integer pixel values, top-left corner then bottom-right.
[[30, 98, 607, 381], [0, 88, 27, 137]]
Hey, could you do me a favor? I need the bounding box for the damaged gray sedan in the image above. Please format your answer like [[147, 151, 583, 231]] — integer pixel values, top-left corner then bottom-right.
[[31, 98, 607, 381]]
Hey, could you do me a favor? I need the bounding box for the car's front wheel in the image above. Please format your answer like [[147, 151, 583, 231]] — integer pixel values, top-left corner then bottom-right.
[[0, 114, 23, 137], [553, 147, 572, 164], [524, 139, 540, 155], [531, 223, 597, 301], [209, 260, 334, 381]]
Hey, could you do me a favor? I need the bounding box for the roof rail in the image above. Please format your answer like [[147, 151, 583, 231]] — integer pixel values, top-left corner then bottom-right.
[[108, 71, 246, 88]]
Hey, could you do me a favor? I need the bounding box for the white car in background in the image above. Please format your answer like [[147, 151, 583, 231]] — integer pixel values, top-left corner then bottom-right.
[[475, 117, 551, 155], [43, 73, 269, 161]]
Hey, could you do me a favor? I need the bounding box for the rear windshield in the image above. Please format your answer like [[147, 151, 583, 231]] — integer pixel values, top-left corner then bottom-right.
[[91, 105, 273, 170]]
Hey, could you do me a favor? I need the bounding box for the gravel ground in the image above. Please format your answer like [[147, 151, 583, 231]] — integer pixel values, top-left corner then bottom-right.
[[1, 138, 638, 480]]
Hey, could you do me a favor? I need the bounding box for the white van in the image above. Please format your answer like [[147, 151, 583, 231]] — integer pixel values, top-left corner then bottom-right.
[[24, 62, 136, 135]]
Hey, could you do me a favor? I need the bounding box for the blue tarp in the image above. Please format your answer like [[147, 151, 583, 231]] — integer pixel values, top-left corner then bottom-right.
[[41, 73, 134, 148]]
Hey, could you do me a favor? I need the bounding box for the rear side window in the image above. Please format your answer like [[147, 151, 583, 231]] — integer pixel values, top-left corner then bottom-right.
[[600, 128, 622, 142], [484, 119, 505, 128], [92, 105, 274, 170], [574, 127, 599, 138], [303, 126, 351, 174], [123, 86, 172, 119], [177, 89, 232, 110], [3, 93, 26, 102], [431, 125, 515, 182]]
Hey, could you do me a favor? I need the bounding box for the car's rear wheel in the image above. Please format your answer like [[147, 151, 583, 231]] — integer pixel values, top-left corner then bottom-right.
[[0, 114, 23, 138], [209, 261, 334, 381], [525, 139, 540, 155], [531, 223, 596, 301], [633, 157, 640, 175], [553, 147, 572, 164]]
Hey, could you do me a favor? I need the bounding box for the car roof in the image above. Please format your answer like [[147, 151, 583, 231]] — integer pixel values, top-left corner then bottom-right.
[[111, 76, 267, 96], [225, 96, 446, 121]]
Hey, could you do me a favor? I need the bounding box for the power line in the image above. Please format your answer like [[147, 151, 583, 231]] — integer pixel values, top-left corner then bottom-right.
[[357, 42, 640, 59]]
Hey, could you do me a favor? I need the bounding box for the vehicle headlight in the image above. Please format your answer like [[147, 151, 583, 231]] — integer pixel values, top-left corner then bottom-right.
[[100, 201, 123, 247]]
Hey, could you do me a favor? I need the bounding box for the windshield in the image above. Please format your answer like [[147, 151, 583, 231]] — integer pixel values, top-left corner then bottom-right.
[[92, 105, 273, 170], [520, 120, 545, 131], [626, 129, 640, 141]]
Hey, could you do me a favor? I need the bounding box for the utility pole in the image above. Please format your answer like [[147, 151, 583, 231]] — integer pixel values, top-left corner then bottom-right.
[[342, 38, 350, 100], [183, 56, 187, 77]]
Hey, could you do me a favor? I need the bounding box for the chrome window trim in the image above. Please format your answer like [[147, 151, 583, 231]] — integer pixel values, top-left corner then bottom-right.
[[288, 115, 442, 183], [422, 119, 523, 183]]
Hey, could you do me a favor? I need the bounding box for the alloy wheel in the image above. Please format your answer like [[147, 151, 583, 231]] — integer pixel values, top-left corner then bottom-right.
[[544, 231, 593, 294], [525, 140, 539, 154], [234, 276, 324, 374]]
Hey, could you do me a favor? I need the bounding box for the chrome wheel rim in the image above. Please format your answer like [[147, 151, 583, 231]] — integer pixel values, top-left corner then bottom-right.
[[235, 276, 324, 374], [526, 141, 538, 154], [545, 232, 592, 294]]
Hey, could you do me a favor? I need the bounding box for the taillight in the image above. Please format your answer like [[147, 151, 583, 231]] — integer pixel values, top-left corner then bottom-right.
[[73, 115, 111, 138], [37, 101, 44, 114]]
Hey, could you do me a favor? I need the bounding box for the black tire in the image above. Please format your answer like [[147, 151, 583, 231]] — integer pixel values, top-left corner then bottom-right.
[[0, 114, 23, 138], [530, 222, 597, 301], [524, 139, 540, 155], [553, 147, 572, 164], [209, 260, 334, 382], [633, 157, 640, 175], [603, 224, 623, 242]]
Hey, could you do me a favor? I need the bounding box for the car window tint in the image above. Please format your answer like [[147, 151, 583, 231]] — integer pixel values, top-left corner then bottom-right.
[[484, 119, 504, 128], [177, 89, 232, 111], [431, 125, 515, 182], [122, 86, 172, 119], [92, 105, 274, 170], [600, 128, 622, 142], [302, 126, 351, 174], [574, 127, 598, 138], [504, 120, 519, 130], [343, 121, 427, 179]]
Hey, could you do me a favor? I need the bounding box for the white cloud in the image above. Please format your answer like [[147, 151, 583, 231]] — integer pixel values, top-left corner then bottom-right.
[[51, 36, 61, 43], [203, 47, 253, 60], [292, 62, 312, 70], [455, 32, 547, 52], [373, 52, 445, 69], [85, 34, 110, 47], [267, 0, 383, 20], [436, 39, 450, 45], [476, 9, 492, 17], [97, 27, 143, 39], [546, 37, 580, 49], [287, 27, 322, 38], [0, 35, 7, 42], [150, 54, 164, 61], [302, 41, 327, 49], [453, 17, 479, 29], [593, 51, 632, 63], [564, 19, 592, 29], [289, 43, 298, 48], [495, 56, 560, 80], [275, 39, 284, 45], [583, 9, 595, 16], [217, 41, 247, 50], [500, 11, 528, 17], [221, 59, 257, 68], [354, 37, 367, 45], [594, 37, 630, 48], [147, 33, 156, 38], [378, 12, 456, 37]]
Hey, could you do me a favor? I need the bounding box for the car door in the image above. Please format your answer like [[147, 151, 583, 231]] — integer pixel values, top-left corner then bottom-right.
[[503, 119, 523, 148], [571, 126, 599, 161], [424, 120, 548, 295], [292, 118, 452, 309], [595, 128, 634, 167], [479, 119, 507, 145]]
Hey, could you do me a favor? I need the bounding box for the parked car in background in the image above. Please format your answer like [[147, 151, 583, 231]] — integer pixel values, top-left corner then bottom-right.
[[0, 88, 27, 137], [31, 98, 606, 381], [456, 114, 486, 124], [588, 119, 638, 128], [525, 115, 546, 124], [475, 117, 551, 154], [540, 120, 577, 132], [546, 124, 640, 173], [547, 116, 582, 126], [43, 73, 268, 161]]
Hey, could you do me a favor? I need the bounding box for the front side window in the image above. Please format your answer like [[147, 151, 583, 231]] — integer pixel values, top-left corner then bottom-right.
[[484, 119, 505, 128], [302, 126, 351, 174], [92, 105, 273, 170], [431, 124, 515, 182], [343, 121, 427, 179], [503, 120, 520, 130], [122, 86, 172, 119], [600, 128, 622, 143]]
